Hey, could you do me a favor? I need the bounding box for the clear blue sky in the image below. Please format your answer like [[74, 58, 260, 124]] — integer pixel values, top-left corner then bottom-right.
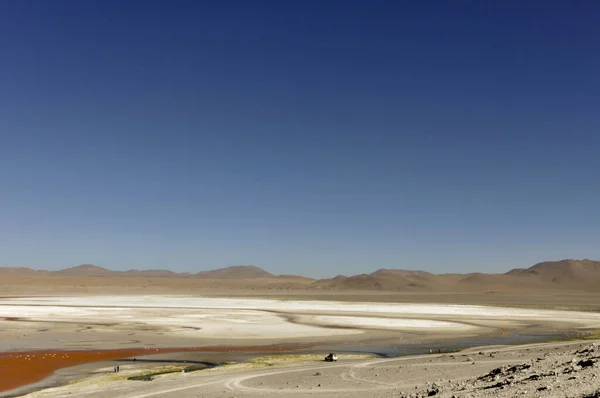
[[1, 1, 598, 277]]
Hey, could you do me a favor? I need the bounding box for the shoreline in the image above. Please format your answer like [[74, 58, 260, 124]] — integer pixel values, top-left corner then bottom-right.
[[3, 295, 600, 396], [0, 343, 314, 396], [4, 328, 594, 397], [12, 338, 600, 398]]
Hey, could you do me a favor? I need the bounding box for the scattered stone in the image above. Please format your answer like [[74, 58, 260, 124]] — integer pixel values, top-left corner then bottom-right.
[[525, 374, 541, 381], [478, 363, 532, 382], [578, 359, 597, 368], [577, 344, 598, 355], [582, 391, 600, 398], [426, 384, 441, 396]]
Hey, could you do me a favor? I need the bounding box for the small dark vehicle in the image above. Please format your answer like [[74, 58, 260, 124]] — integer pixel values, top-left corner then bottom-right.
[[324, 353, 339, 362]]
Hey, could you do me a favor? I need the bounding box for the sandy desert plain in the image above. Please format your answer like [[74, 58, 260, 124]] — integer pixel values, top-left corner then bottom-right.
[[1, 260, 600, 398]]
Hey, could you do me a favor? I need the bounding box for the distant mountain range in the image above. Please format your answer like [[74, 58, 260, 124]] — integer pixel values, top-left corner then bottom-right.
[[5, 264, 276, 279], [1, 259, 599, 292], [195, 265, 274, 279]]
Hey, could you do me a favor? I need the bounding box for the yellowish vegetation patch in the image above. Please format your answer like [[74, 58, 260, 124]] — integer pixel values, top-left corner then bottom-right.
[[248, 353, 374, 367], [582, 330, 600, 340], [202, 353, 374, 374]]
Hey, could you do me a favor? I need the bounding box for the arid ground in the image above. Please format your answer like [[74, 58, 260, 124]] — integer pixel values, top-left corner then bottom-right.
[[1, 260, 600, 397], [1, 293, 600, 397]]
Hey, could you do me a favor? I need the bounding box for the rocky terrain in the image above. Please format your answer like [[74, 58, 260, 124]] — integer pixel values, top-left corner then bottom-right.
[[398, 342, 600, 398]]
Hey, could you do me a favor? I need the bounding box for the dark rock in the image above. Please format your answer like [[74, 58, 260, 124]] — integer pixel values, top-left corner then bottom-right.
[[526, 374, 541, 381], [582, 391, 600, 398], [507, 363, 531, 374], [577, 344, 598, 355], [478, 363, 531, 382], [578, 359, 597, 368]]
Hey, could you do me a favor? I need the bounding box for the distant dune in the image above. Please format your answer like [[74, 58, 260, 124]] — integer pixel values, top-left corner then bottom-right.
[[1, 259, 599, 293]]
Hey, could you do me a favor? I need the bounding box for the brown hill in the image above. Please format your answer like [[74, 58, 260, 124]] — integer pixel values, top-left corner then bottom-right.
[[370, 269, 445, 289], [0, 264, 278, 280], [53, 265, 183, 278], [55, 264, 114, 277], [311, 259, 600, 292], [195, 265, 274, 279], [504, 259, 600, 290], [370, 269, 435, 278], [311, 271, 443, 291], [123, 269, 181, 278], [0, 267, 49, 276], [276, 274, 315, 282], [1, 259, 599, 293], [312, 274, 386, 290]]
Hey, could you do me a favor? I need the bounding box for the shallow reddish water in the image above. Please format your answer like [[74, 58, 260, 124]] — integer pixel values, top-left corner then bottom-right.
[[0, 343, 313, 393]]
